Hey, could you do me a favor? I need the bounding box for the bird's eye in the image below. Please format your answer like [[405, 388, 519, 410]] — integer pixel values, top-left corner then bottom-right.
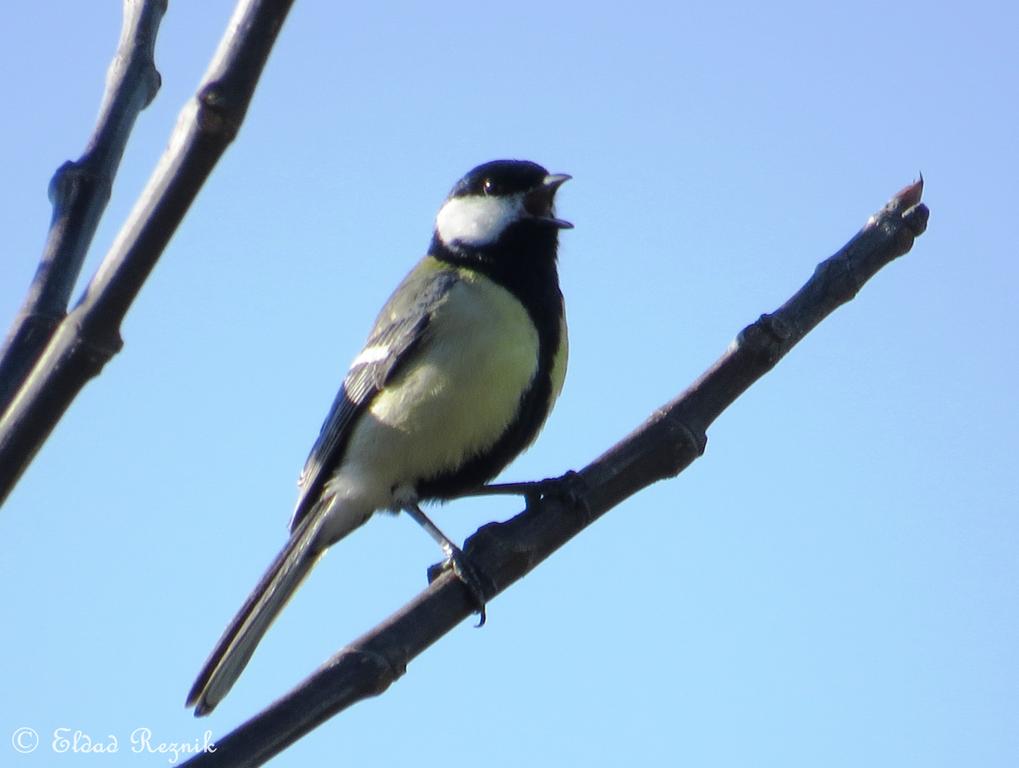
[[482, 178, 498, 196]]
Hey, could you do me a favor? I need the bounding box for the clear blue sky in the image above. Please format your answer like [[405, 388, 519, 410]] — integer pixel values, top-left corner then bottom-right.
[[1, 2, 1016, 766]]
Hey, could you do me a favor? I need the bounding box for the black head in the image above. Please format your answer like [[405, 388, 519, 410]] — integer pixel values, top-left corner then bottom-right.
[[449, 160, 553, 199], [434, 159, 572, 252]]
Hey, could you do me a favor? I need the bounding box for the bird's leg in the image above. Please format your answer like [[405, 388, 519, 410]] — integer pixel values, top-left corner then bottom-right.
[[402, 502, 489, 627], [465, 470, 591, 518]]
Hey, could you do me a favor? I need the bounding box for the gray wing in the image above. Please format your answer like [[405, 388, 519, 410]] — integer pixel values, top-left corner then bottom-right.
[[289, 262, 459, 531]]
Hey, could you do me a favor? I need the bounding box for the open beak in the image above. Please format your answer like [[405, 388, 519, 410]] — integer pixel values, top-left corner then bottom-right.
[[524, 173, 573, 229]]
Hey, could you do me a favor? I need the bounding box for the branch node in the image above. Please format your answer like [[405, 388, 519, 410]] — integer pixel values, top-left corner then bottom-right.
[[47, 159, 111, 209], [658, 408, 707, 466], [339, 647, 404, 696], [736, 313, 791, 367], [903, 203, 929, 237], [142, 65, 163, 108], [465, 520, 537, 582], [758, 312, 793, 342], [71, 317, 124, 371], [197, 83, 242, 140]]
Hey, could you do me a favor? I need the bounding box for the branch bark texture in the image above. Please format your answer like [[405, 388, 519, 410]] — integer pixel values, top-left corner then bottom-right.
[[0, 0, 295, 506], [181, 181, 930, 767], [0, 0, 164, 415]]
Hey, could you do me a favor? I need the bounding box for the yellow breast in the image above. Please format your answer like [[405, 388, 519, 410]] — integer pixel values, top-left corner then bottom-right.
[[344, 269, 540, 487]]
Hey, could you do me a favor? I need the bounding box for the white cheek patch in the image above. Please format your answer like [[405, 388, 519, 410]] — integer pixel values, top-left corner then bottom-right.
[[435, 194, 524, 248]]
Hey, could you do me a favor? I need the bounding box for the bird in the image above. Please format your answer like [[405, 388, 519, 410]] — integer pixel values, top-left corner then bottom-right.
[[186, 159, 572, 716]]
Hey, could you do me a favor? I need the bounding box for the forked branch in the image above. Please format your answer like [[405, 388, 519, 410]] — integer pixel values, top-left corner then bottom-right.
[[0, 0, 164, 415], [0, 0, 296, 507]]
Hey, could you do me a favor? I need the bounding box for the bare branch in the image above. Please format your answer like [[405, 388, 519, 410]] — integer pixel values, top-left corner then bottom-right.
[[0, 0, 164, 414], [0, 0, 296, 507], [180, 181, 930, 767]]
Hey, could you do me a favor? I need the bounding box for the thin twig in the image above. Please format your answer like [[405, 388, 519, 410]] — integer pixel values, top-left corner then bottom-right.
[[0, 0, 165, 415], [180, 180, 930, 767], [0, 0, 296, 507]]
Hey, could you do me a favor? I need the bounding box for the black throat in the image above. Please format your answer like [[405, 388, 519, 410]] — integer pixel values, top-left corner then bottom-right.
[[428, 221, 563, 336]]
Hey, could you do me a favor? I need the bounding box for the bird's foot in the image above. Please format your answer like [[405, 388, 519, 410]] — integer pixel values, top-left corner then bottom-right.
[[535, 469, 591, 518], [478, 470, 591, 518], [427, 543, 490, 627], [404, 501, 489, 626]]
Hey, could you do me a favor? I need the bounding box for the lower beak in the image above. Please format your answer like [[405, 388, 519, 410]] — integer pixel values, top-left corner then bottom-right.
[[525, 173, 573, 229]]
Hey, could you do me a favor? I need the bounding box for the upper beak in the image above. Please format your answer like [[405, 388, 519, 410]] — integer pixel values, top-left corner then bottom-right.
[[524, 173, 573, 229]]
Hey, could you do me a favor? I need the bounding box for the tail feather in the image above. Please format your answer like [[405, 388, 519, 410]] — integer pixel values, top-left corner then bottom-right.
[[186, 512, 325, 716]]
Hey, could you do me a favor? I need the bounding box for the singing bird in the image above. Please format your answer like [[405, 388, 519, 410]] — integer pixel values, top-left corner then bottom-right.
[[187, 160, 572, 716]]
